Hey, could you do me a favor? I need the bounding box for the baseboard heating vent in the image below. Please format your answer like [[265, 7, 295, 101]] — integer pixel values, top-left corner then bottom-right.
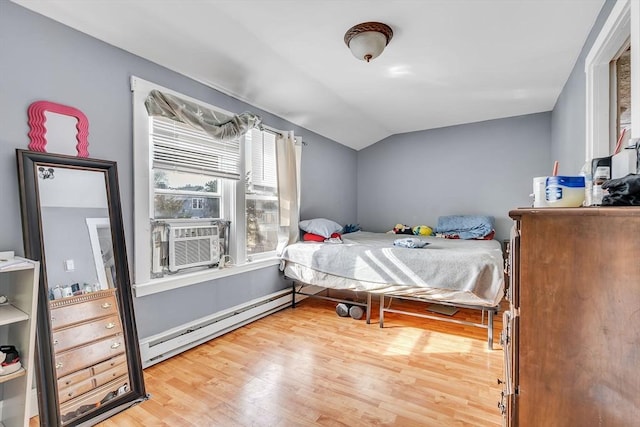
[[168, 224, 219, 272], [139, 288, 291, 368]]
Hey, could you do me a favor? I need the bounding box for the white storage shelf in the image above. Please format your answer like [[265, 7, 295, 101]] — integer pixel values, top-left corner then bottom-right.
[[0, 305, 29, 326], [0, 257, 39, 427], [0, 368, 26, 385]]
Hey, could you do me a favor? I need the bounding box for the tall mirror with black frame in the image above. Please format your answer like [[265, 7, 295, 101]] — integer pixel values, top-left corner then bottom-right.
[[16, 149, 147, 426]]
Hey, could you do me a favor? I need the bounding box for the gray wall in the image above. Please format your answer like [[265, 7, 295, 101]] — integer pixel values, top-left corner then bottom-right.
[[0, 2, 357, 338], [40, 207, 108, 291], [357, 113, 552, 241], [551, 0, 617, 174], [299, 138, 358, 225]]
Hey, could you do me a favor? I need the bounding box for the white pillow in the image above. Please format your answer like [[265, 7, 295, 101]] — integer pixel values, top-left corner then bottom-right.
[[299, 218, 342, 238]]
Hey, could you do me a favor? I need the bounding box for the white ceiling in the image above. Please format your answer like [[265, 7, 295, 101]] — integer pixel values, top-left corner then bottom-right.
[[12, 0, 605, 150]]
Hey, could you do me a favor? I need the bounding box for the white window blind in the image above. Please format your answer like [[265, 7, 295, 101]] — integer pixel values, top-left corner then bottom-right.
[[247, 128, 277, 188], [150, 115, 241, 180]]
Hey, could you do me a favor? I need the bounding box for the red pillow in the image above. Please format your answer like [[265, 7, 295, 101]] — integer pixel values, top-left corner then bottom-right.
[[303, 232, 341, 242], [303, 232, 325, 242], [474, 230, 496, 240]]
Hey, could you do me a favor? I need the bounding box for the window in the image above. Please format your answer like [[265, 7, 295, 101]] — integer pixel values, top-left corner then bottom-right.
[[131, 77, 287, 295], [151, 116, 223, 220], [586, 0, 638, 160], [245, 128, 279, 257], [191, 198, 205, 210], [613, 45, 631, 152]]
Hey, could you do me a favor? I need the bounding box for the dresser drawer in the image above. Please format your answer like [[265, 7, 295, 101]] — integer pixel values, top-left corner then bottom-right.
[[58, 376, 95, 404], [57, 368, 92, 390], [60, 375, 129, 423], [93, 354, 127, 375], [52, 314, 123, 353], [55, 336, 126, 378], [50, 290, 118, 330], [94, 363, 129, 388]]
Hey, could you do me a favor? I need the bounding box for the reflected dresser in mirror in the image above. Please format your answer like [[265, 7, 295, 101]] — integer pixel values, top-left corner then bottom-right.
[[50, 289, 129, 422]]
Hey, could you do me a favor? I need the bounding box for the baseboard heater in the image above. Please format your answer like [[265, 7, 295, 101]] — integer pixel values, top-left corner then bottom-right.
[[139, 288, 292, 368]]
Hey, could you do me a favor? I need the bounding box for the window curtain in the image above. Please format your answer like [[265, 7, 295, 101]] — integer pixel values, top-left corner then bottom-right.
[[145, 89, 261, 142], [275, 131, 302, 255]]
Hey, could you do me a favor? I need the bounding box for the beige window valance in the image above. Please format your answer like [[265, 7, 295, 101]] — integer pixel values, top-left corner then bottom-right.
[[145, 89, 261, 142]]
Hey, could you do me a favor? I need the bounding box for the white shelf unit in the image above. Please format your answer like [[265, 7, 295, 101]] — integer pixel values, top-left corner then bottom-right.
[[0, 257, 39, 427]]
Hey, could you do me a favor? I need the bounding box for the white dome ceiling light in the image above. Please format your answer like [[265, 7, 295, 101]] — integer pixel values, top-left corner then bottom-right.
[[344, 22, 393, 62]]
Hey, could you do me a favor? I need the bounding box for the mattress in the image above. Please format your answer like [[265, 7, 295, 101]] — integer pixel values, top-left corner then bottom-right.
[[280, 231, 505, 307]]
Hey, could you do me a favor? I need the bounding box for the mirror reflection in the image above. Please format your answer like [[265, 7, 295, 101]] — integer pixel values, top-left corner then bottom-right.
[[17, 150, 146, 426], [39, 166, 130, 424], [40, 167, 111, 295]]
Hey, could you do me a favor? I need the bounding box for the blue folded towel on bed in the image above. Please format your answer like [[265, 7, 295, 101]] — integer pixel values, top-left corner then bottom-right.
[[435, 215, 494, 240], [393, 237, 429, 248]]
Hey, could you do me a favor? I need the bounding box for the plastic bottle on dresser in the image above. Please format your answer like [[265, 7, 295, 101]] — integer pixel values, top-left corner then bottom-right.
[[52, 285, 63, 300], [580, 162, 593, 206], [592, 166, 610, 205]]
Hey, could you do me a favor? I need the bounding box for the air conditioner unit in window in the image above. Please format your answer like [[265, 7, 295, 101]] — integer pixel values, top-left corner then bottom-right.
[[168, 224, 219, 272]]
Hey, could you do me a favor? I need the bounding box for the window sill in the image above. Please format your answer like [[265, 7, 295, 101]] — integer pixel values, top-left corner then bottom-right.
[[132, 257, 281, 297]]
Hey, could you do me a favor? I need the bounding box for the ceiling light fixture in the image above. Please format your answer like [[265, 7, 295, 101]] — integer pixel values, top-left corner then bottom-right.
[[344, 22, 393, 62]]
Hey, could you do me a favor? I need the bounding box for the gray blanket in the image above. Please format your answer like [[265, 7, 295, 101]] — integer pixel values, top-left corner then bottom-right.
[[280, 231, 504, 304]]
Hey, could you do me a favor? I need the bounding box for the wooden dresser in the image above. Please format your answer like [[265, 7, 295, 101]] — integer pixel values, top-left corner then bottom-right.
[[502, 207, 640, 426], [49, 289, 129, 419]]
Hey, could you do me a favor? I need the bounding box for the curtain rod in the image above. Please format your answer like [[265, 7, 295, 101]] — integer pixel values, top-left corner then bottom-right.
[[260, 125, 307, 145]]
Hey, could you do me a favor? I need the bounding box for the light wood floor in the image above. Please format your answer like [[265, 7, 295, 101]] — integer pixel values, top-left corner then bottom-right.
[[33, 295, 504, 426]]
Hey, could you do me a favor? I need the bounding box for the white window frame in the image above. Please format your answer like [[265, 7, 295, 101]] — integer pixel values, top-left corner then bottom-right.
[[130, 76, 279, 297], [585, 0, 639, 160], [244, 128, 280, 262]]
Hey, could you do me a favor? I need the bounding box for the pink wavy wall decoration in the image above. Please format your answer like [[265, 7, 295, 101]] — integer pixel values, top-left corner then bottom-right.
[[27, 101, 90, 157]]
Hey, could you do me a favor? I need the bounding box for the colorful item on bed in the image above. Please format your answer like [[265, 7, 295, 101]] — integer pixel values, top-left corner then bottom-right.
[[412, 225, 433, 236], [434, 215, 495, 240], [392, 224, 413, 234], [303, 232, 342, 242], [341, 223, 362, 234], [390, 224, 434, 236]]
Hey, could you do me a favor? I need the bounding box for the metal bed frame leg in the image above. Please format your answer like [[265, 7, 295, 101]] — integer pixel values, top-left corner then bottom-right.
[[366, 293, 372, 324], [487, 309, 494, 350], [291, 281, 296, 309]]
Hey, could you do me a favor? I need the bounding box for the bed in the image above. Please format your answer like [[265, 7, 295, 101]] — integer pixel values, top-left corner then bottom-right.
[[280, 230, 505, 349]]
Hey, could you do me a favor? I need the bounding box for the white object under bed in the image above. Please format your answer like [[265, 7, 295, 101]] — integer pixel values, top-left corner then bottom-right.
[[281, 231, 505, 307]]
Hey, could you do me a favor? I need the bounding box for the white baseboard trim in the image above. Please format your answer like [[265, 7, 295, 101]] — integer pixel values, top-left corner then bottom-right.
[[139, 288, 292, 368]]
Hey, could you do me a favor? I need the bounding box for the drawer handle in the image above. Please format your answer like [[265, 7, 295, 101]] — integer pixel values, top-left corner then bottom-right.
[[56, 362, 63, 369], [53, 339, 59, 345], [101, 302, 112, 309], [105, 322, 116, 329], [111, 342, 121, 349], [65, 380, 71, 385], [67, 392, 74, 397]]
